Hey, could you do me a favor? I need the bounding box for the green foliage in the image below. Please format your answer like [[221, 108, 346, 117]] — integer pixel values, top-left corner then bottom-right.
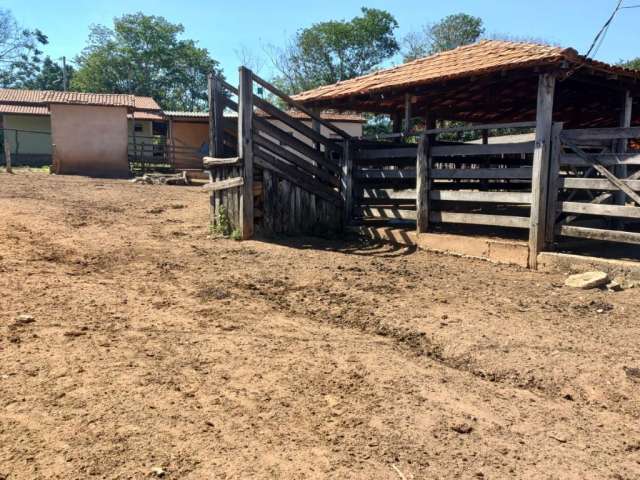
[[0, 9, 48, 87], [403, 13, 484, 61], [270, 7, 399, 94], [21, 56, 73, 90], [71, 12, 222, 110], [619, 57, 640, 70], [212, 205, 233, 237], [363, 114, 392, 138]]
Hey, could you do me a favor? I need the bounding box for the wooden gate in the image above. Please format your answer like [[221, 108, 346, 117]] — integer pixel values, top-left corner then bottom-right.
[[204, 68, 350, 239], [547, 125, 640, 245]]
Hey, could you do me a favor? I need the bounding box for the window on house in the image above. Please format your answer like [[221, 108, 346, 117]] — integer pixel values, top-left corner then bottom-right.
[[134, 123, 144, 133]]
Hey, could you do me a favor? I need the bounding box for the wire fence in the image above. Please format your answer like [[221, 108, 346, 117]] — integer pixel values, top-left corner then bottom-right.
[[0, 128, 53, 168]]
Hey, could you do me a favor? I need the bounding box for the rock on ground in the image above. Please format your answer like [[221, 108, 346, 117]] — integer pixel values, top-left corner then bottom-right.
[[564, 271, 610, 289]]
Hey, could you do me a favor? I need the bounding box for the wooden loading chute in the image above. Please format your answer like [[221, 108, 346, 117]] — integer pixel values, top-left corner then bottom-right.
[[203, 68, 351, 239]]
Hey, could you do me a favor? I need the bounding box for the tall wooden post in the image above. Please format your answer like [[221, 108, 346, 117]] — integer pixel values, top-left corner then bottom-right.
[[391, 112, 402, 134], [528, 73, 556, 269], [341, 139, 353, 226], [238, 67, 254, 239], [416, 133, 432, 233], [3, 136, 11, 174], [404, 93, 412, 134], [615, 90, 632, 206], [544, 122, 564, 247]]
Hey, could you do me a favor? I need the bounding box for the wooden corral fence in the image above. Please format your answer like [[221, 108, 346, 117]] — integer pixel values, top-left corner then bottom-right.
[[201, 68, 638, 268], [354, 121, 537, 232], [547, 125, 640, 246], [128, 135, 202, 174], [203, 68, 350, 239]]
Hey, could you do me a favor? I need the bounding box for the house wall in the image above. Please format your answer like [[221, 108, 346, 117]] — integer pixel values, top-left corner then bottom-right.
[[2, 114, 52, 155], [127, 119, 154, 139], [51, 104, 129, 178]]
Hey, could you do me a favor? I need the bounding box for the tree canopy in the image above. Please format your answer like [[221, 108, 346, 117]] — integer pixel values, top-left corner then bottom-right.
[[403, 13, 484, 61], [21, 56, 73, 90], [0, 9, 48, 87], [270, 7, 399, 94], [71, 13, 222, 110], [620, 57, 640, 70]]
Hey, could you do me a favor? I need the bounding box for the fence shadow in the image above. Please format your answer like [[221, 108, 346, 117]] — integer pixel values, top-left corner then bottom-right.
[[252, 232, 417, 258]]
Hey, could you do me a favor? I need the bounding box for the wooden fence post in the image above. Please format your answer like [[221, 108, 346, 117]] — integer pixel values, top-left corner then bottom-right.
[[528, 73, 556, 269], [341, 139, 353, 226], [238, 66, 254, 239], [416, 133, 431, 233], [544, 122, 563, 247], [615, 90, 632, 207], [4, 136, 12, 173]]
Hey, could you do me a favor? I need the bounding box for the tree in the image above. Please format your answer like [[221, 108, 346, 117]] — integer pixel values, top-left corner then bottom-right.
[[22, 56, 73, 90], [403, 13, 484, 61], [269, 8, 399, 94], [0, 9, 48, 87], [71, 13, 221, 110], [620, 58, 640, 70]]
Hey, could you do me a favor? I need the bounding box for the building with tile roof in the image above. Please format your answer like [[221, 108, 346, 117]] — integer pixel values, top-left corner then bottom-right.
[[293, 40, 640, 128]]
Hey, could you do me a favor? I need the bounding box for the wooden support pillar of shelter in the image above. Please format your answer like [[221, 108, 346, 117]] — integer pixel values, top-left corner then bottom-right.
[[404, 93, 412, 134], [391, 112, 402, 134], [238, 66, 255, 240], [416, 112, 436, 234], [528, 73, 556, 269]]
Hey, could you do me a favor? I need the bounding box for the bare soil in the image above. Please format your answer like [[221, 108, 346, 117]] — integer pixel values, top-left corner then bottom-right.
[[1, 171, 639, 480]]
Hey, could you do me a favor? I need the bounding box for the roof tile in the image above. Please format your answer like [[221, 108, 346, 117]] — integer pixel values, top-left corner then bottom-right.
[[293, 40, 640, 104]]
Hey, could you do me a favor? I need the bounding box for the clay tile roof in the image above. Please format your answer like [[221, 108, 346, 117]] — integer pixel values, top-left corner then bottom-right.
[[0, 88, 47, 104], [0, 104, 49, 116], [41, 91, 135, 108], [134, 96, 162, 111], [292, 40, 640, 104]]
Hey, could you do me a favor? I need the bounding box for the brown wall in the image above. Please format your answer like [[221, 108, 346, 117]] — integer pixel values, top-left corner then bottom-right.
[[51, 104, 129, 178], [171, 120, 208, 149]]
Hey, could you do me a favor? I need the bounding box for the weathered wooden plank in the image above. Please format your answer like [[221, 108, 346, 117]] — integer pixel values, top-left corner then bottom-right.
[[354, 207, 416, 220], [560, 177, 640, 191], [430, 190, 532, 203], [356, 167, 533, 180], [342, 140, 354, 225], [563, 139, 640, 206], [358, 197, 416, 206], [431, 142, 535, 157], [416, 134, 430, 233], [528, 73, 556, 268], [253, 95, 338, 151], [253, 117, 341, 174], [203, 156, 241, 167], [238, 67, 254, 239], [359, 188, 416, 199], [616, 91, 633, 208], [560, 153, 640, 167], [358, 147, 418, 160], [561, 126, 640, 141], [545, 123, 563, 246], [251, 72, 351, 139], [557, 225, 640, 245], [202, 177, 244, 192], [430, 211, 530, 228], [254, 151, 341, 205], [559, 201, 640, 219], [253, 134, 339, 187], [423, 121, 536, 135]]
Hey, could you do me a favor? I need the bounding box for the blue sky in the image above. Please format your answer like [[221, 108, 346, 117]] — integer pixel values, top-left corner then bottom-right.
[[5, 0, 640, 80]]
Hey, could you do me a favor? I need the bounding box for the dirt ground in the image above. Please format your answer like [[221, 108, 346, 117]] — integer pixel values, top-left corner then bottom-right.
[[1, 171, 639, 480]]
